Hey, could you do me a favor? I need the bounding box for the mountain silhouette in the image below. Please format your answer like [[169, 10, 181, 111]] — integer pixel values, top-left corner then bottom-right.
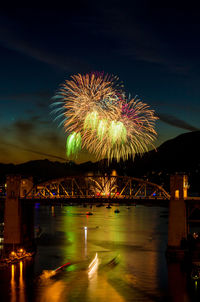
[[1, 131, 200, 193]]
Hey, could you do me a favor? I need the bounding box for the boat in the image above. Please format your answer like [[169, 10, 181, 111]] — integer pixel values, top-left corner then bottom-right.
[[0, 249, 35, 266], [106, 255, 120, 267], [106, 205, 112, 209], [191, 265, 200, 280], [86, 212, 93, 215], [114, 209, 120, 213]]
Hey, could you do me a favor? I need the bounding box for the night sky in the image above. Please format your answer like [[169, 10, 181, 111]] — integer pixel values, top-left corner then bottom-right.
[[0, 3, 200, 164]]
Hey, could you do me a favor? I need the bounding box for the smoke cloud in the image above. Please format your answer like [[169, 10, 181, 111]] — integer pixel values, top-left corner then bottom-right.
[[158, 113, 199, 131]]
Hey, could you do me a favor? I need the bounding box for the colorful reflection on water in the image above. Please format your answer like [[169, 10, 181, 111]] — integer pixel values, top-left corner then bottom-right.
[[10, 261, 26, 302], [0, 205, 199, 301]]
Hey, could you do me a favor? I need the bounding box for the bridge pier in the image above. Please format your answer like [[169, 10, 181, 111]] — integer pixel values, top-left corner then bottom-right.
[[167, 174, 188, 260], [4, 175, 35, 254]]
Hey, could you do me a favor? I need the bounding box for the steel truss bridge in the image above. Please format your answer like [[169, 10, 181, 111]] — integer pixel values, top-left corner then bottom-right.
[[25, 176, 170, 200]]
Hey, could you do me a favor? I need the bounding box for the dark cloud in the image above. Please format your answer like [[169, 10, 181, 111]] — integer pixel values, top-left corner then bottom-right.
[[0, 90, 56, 117], [90, 5, 191, 75], [158, 113, 199, 131], [0, 90, 51, 99], [0, 19, 91, 72], [41, 132, 63, 147], [0, 90, 52, 104], [0, 5, 191, 76], [3, 142, 66, 161], [0, 118, 66, 163], [13, 120, 35, 136], [29, 115, 51, 125], [25, 109, 35, 115], [12, 118, 59, 145], [152, 101, 200, 113], [36, 99, 52, 109]]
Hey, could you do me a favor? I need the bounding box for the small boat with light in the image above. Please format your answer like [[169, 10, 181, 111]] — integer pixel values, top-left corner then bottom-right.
[[114, 209, 120, 213], [0, 248, 35, 267], [106, 205, 112, 209], [191, 265, 200, 280], [86, 212, 93, 215]]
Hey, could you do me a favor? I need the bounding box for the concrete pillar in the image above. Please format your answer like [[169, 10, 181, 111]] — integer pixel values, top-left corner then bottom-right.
[[168, 174, 188, 252], [20, 177, 33, 198], [168, 263, 189, 301], [4, 175, 21, 247], [4, 175, 35, 252]]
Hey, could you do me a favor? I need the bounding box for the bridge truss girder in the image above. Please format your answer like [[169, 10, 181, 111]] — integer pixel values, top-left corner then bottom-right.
[[25, 176, 170, 200]]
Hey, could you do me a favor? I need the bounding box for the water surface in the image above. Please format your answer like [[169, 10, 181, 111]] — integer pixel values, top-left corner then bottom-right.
[[0, 204, 198, 301]]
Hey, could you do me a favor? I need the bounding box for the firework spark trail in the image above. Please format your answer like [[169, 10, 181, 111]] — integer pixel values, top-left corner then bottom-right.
[[52, 72, 158, 162], [89, 175, 118, 195]]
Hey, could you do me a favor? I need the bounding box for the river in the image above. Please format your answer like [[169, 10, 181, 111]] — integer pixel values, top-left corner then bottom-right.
[[0, 204, 199, 301]]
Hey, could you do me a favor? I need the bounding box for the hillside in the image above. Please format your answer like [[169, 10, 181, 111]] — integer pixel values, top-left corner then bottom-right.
[[1, 131, 200, 192]]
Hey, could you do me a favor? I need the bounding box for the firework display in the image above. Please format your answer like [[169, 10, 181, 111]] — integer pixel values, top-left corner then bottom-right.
[[52, 72, 158, 162]]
